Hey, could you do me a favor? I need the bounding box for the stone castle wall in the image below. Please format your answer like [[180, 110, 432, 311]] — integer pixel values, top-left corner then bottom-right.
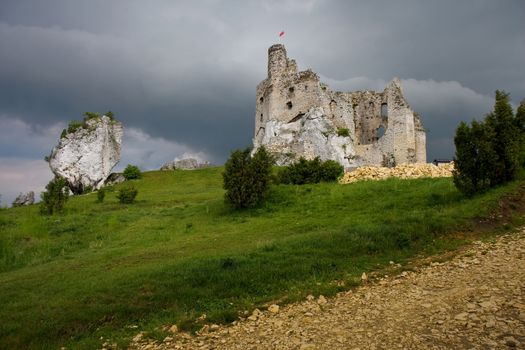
[[253, 44, 426, 168]]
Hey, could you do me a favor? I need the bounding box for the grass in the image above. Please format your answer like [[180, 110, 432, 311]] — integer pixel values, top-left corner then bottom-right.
[[0, 167, 524, 349]]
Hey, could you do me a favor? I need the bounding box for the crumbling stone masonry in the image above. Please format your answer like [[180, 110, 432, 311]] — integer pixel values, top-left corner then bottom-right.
[[253, 44, 426, 168]]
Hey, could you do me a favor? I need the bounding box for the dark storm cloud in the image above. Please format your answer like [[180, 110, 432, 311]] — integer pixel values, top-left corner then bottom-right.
[[0, 0, 524, 204]]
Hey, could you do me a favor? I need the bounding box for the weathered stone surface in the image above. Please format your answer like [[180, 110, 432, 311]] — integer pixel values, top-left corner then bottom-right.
[[104, 172, 126, 186], [253, 44, 426, 168], [12, 191, 34, 206], [260, 107, 355, 167], [48, 115, 123, 194], [160, 158, 211, 171]]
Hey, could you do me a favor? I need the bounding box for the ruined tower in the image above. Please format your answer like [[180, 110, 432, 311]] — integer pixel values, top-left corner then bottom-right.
[[253, 44, 426, 168]]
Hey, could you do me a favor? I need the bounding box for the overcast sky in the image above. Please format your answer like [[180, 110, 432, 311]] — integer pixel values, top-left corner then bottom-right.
[[1, 0, 524, 205]]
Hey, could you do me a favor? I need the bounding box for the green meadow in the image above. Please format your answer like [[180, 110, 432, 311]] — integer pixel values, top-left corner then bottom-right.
[[0, 167, 523, 349]]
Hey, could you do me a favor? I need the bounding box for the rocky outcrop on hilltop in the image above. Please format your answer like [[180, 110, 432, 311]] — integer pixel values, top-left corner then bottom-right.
[[160, 158, 211, 171], [12, 191, 35, 206], [48, 114, 123, 194], [259, 107, 355, 167]]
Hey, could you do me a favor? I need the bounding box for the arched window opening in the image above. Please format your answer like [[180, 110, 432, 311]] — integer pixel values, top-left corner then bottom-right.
[[381, 103, 388, 118], [377, 125, 386, 138], [286, 101, 293, 110]]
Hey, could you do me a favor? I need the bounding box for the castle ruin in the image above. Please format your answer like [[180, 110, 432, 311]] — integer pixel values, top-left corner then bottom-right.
[[253, 44, 426, 168]]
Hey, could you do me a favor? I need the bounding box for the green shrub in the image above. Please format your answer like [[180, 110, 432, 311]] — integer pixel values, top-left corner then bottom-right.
[[105, 111, 115, 120], [96, 189, 105, 203], [117, 185, 138, 204], [83, 112, 100, 121], [278, 157, 344, 185], [320, 159, 345, 181], [337, 128, 350, 137], [123, 164, 142, 180], [67, 120, 85, 134], [40, 177, 69, 215], [223, 146, 274, 209]]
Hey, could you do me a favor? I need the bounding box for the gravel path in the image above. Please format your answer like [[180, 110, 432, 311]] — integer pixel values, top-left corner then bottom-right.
[[131, 231, 525, 350]]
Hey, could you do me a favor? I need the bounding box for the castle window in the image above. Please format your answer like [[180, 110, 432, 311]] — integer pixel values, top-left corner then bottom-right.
[[377, 125, 385, 138], [381, 103, 388, 117], [259, 97, 264, 103], [260, 114, 263, 122], [305, 85, 308, 91], [369, 102, 374, 109], [289, 86, 295, 93], [286, 101, 293, 110]]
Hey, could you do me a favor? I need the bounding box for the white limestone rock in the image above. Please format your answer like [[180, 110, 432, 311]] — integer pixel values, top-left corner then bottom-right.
[[257, 107, 355, 168], [12, 191, 35, 206], [160, 158, 211, 170], [48, 115, 123, 194]]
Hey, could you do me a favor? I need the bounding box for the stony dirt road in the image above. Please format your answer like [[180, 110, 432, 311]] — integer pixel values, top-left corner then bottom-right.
[[132, 231, 525, 350]]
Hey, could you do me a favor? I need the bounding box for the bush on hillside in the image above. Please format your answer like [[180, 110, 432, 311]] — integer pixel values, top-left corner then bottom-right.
[[278, 157, 344, 185], [453, 90, 525, 195], [96, 189, 105, 203], [223, 146, 274, 209], [40, 177, 70, 215], [123, 164, 142, 180], [116, 185, 138, 204]]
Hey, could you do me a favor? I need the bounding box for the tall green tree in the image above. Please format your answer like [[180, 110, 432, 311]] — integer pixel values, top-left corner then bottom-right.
[[515, 98, 525, 165], [515, 98, 525, 131], [453, 120, 497, 195], [485, 90, 521, 183]]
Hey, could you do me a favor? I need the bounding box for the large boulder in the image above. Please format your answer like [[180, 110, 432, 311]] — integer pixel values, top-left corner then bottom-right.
[[48, 115, 123, 194], [160, 158, 211, 170], [12, 191, 35, 206], [256, 107, 355, 167]]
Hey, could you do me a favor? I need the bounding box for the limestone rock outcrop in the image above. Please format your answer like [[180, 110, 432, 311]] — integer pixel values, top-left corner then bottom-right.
[[160, 158, 211, 171], [12, 191, 35, 206], [260, 107, 355, 167], [48, 115, 123, 194], [253, 44, 426, 169]]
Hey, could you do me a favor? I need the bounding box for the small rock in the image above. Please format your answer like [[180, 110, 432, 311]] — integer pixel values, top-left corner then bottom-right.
[[317, 295, 327, 305], [210, 324, 220, 331], [504, 336, 518, 348], [268, 304, 280, 313], [306, 295, 315, 301], [132, 332, 144, 343], [361, 272, 368, 282], [12, 191, 35, 206], [454, 312, 468, 321], [169, 325, 178, 333]]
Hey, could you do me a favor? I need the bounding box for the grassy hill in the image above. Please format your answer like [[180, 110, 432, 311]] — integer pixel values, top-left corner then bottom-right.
[[0, 167, 523, 349]]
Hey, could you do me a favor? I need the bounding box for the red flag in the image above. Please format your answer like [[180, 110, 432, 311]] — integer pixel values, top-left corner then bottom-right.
[[279, 31, 285, 37]]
